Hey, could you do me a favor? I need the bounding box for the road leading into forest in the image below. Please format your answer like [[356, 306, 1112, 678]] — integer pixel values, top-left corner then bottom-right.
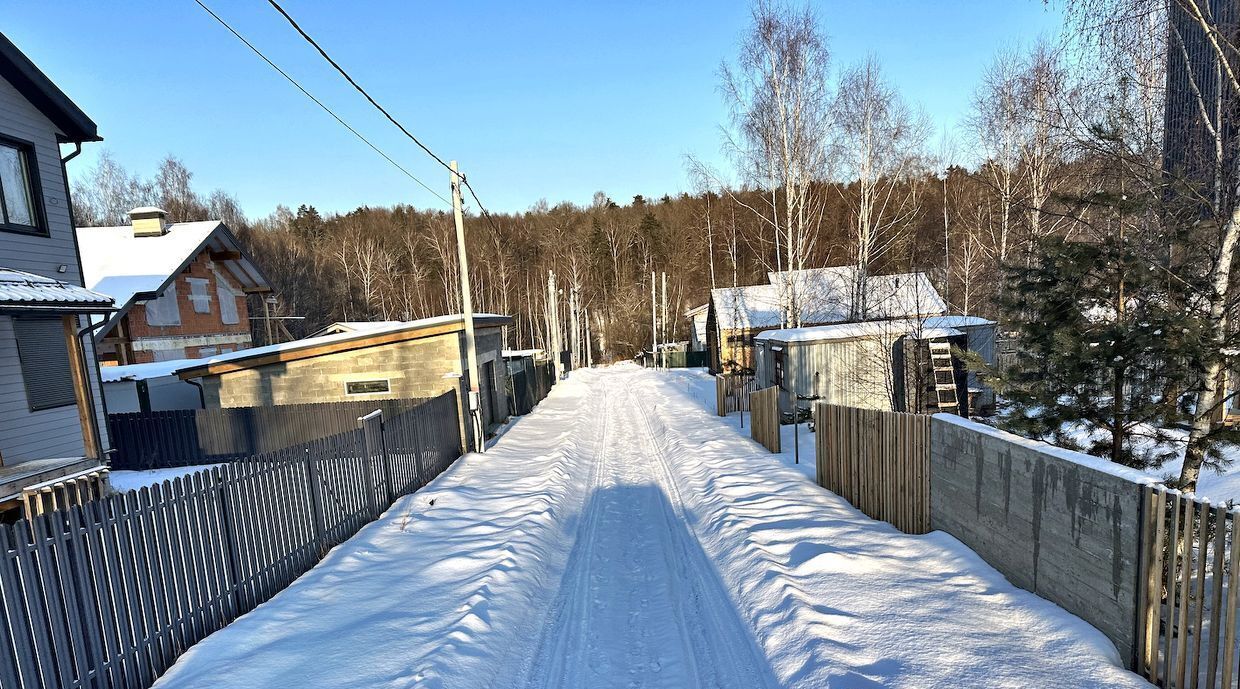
[[153, 365, 1150, 689]]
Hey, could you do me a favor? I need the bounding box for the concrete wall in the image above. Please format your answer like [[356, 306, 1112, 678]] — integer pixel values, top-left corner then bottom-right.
[[929, 415, 1146, 667], [197, 326, 508, 452]]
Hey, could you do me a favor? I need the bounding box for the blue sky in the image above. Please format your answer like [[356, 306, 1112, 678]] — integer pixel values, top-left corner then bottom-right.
[[4, 1, 1061, 218]]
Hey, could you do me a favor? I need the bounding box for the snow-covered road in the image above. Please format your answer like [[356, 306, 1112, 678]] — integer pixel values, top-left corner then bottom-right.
[[153, 365, 1150, 689]]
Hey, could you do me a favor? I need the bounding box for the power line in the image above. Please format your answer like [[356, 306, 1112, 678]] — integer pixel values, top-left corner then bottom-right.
[[265, 0, 455, 177], [264, 0, 510, 235], [192, 0, 451, 208]]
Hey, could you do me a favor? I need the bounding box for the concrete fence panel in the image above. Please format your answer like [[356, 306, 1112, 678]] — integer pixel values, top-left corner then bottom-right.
[[929, 415, 1151, 667]]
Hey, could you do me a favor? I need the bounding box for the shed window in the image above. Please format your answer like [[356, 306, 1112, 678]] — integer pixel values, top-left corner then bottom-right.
[[774, 350, 785, 387], [145, 283, 181, 326], [0, 140, 43, 235], [13, 317, 75, 410], [346, 379, 390, 395], [187, 278, 212, 314]]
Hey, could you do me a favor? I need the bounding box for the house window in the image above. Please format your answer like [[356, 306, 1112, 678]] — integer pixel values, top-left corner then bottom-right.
[[13, 316, 75, 410], [215, 270, 240, 324], [145, 283, 181, 326], [187, 278, 212, 314], [346, 379, 390, 395], [0, 139, 44, 235], [151, 348, 185, 362]]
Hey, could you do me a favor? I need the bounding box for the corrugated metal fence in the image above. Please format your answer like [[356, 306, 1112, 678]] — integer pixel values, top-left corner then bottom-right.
[[107, 399, 434, 471], [507, 360, 555, 417], [0, 391, 461, 689]]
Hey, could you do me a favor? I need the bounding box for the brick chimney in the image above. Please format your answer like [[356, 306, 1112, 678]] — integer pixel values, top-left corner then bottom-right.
[[129, 207, 169, 237]]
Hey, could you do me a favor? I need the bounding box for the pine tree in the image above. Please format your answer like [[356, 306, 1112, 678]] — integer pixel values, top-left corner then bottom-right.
[[986, 234, 1188, 469]]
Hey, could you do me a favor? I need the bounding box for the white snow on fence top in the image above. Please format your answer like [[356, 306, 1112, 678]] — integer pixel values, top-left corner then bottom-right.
[[0, 268, 113, 307], [755, 314, 993, 343], [100, 357, 204, 382], [176, 313, 508, 375], [712, 266, 947, 331], [935, 413, 1161, 485]]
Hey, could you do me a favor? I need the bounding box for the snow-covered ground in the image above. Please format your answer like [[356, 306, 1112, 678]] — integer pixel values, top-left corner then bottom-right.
[[152, 364, 1149, 688], [108, 464, 222, 493]]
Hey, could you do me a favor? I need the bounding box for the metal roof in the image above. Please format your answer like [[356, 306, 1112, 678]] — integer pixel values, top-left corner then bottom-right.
[[0, 268, 113, 312], [0, 33, 100, 143]]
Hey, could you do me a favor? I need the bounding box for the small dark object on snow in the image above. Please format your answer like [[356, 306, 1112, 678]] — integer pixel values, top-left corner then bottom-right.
[[429, 498, 436, 506]]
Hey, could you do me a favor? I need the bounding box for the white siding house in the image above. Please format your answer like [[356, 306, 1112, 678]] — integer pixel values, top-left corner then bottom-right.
[[0, 32, 112, 505]]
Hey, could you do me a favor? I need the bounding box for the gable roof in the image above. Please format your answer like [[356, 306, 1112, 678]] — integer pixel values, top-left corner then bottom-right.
[[0, 33, 100, 143], [307, 320, 408, 338], [75, 220, 271, 331], [176, 313, 512, 379], [0, 267, 112, 313], [711, 266, 946, 331]]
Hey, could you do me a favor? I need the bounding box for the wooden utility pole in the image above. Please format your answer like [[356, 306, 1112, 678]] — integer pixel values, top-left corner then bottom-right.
[[585, 307, 593, 368], [650, 271, 657, 367], [450, 161, 483, 454], [661, 271, 668, 369]]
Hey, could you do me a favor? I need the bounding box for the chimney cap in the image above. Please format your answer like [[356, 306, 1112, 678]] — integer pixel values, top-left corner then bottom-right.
[[128, 206, 167, 219]]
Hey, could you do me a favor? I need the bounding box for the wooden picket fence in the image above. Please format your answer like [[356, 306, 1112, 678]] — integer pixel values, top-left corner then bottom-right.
[[715, 374, 753, 416], [0, 391, 461, 689], [814, 403, 931, 534], [1137, 485, 1240, 688], [749, 386, 781, 453]]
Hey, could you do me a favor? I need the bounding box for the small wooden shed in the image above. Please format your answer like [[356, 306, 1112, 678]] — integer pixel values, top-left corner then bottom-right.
[[752, 315, 997, 417]]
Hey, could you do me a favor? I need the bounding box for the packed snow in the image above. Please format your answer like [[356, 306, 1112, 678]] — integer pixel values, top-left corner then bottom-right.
[[108, 464, 222, 493], [152, 364, 1149, 688]]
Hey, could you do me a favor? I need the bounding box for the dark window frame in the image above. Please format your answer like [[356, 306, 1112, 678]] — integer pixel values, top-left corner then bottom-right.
[[773, 349, 785, 387], [345, 379, 391, 395], [0, 134, 48, 237]]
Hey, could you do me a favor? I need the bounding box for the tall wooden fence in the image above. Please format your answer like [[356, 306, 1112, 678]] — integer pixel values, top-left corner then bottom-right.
[[0, 391, 461, 689], [108, 398, 433, 471], [814, 403, 930, 534], [1137, 485, 1240, 688], [749, 386, 781, 453], [715, 374, 753, 416]]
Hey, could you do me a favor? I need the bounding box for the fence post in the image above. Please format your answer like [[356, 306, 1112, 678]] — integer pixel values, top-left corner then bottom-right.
[[358, 411, 381, 517], [380, 416, 395, 505], [304, 446, 326, 549], [215, 466, 244, 614]]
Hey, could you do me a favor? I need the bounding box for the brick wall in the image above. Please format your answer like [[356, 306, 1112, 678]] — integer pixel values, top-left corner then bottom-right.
[[929, 416, 1147, 666], [123, 251, 252, 364]]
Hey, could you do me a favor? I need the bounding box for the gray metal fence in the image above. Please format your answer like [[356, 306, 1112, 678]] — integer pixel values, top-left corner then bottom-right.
[[0, 391, 461, 689]]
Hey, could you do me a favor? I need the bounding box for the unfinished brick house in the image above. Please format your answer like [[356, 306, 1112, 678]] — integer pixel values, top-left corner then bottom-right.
[[77, 207, 272, 365]]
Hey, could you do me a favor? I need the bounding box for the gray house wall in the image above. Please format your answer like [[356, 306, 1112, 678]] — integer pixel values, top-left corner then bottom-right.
[[930, 415, 1145, 666], [0, 73, 109, 463]]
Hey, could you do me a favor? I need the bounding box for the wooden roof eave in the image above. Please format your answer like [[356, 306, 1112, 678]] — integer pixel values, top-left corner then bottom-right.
[[176, 315, 513, 379]]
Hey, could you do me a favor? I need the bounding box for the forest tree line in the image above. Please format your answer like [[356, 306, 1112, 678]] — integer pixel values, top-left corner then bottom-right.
[[67, 0, 1240, 488]]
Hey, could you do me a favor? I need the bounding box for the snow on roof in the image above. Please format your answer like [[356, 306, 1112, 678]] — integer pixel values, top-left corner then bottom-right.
[[100, 357, 203, 382], [75, 220, 270, 326], [754, 315, 993, 343], [176, 313, 509, 375], [0, 268, 113, 309], [503, 349, 544, 358], [684, 303, 709, 318], [712, 266, 946, 331]]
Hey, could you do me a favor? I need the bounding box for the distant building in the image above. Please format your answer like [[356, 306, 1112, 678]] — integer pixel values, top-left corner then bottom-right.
[[176, 314, 513, 451], [77, 208, 273, 365], [706, 266, 947, 373], [685, 303, 708, 352], [1164, 0, 1240, 207], [0, 32, 112, 507]]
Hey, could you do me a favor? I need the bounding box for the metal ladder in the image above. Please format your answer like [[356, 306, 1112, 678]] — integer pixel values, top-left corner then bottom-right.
[[929, 339, 959, 414]]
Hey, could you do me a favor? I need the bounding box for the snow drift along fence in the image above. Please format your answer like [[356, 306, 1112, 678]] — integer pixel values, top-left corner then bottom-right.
[[749, 386, 780, 453], [715, 374, 753, 416], [1136, 486, 1240, 688], [108, 398, 433, 471], [813, 403, 930, 535], [0, 391, 461, 689]]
